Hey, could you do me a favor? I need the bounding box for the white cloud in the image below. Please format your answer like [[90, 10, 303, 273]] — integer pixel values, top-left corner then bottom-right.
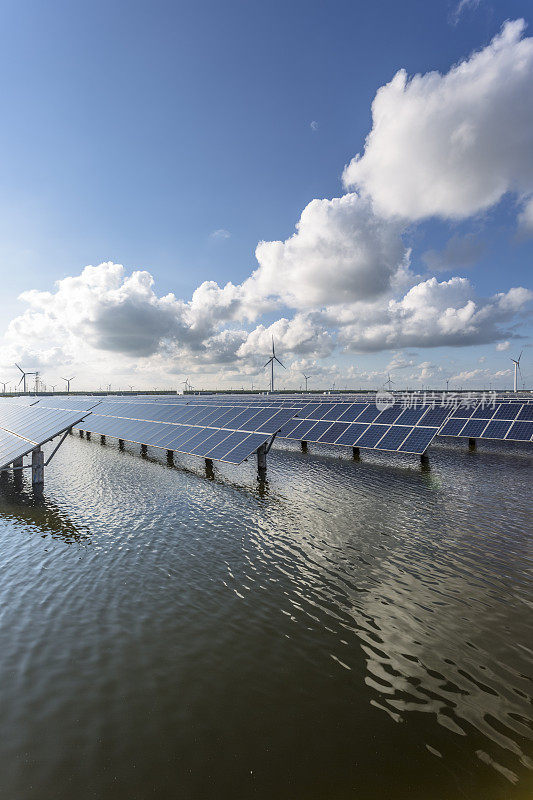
[[517, 196, 533, 237], [496, 341, 510, 351], [451, 0, 481, 26], [210, 228, 231, 239], [310, 120, 319, 131], [343, 20, 533, 222]]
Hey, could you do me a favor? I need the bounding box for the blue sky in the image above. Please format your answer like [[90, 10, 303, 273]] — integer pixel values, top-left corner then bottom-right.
[[0, 0, 532, 390]]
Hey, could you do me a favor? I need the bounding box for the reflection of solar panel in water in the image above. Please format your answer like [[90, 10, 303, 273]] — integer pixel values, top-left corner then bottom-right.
[[0, 403, 88, 470], [439, 402, 533, 442], [279, 401, 451, 454], [77, 403, 300, 465]]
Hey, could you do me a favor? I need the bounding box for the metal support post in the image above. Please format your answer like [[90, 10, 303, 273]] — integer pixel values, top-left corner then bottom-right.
[[79, 430, 84, 437], [257, 443, 267, 478], [352, 446, 360, 460], [86, 431, 91, 441], [205, 458, 214, 479], [301, 440, 308, 452], [167, 450, 174, 464], [118, 439, 124, 449], [100, 435, 106, 444], [420, 451, 430, 465], [468, 438, 476, 450], [141, 443, 148, 455], [32, 447, 44, 486]]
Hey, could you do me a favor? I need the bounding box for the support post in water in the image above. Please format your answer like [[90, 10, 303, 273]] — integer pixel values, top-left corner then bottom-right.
[[420, 451, 430, 466], [352, 446, 360, 460], [257, 443, 267, 479], [79, 430, 84, 437], [86, 431, 91, 441], [100, 435, 106, 444], [32, 447, 44, 486], [118, 439, 124, 450], [468, 438, 476, 450], [13, 456, 23, 474], [141, 444, 148, 455], [167, 450, 174, 464], [301, 440, 308, 452], [205, 458, 214, 479]]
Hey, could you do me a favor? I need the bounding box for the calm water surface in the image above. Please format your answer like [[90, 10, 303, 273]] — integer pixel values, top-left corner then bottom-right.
[[0, 435, 531, 800]]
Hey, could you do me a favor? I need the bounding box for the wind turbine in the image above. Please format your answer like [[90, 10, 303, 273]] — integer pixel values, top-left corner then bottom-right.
[[61, 376, 75, 393], [0, 381, 7, 394], [50, 384, 57, 393], [384, 373, 395, 391], [510, 351, 523, 393], [303, 374, 310, 391], [263, 337, 285, 392], [15, 363, 37, 393]]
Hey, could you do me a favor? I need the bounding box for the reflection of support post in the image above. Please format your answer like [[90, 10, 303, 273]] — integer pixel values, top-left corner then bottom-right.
[[468, 438, 476, 450], [205, 458, 214, 479], [141, 444, 148, 456], [352, 446, 360, 460], [118, 439, 124, 450], [257, 443, 267, 479], [167, 449, 174, 465], [420, 451, 430, 466], [301, 440, 308, 452], [32, 447, 44, 486], [100, 435, 106, 444]]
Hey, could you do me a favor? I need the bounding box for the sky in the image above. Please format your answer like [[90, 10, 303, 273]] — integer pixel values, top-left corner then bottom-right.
[[0, 0, 532, 392]]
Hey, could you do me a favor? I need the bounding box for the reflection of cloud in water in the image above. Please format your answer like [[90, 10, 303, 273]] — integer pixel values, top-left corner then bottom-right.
[[0, 477, 90, 545]]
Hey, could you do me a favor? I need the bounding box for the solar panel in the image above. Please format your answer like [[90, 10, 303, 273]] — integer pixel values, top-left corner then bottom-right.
[[74, 402, 300, 465], [0, 403, 88, 471], [438, 401, 533, 443]]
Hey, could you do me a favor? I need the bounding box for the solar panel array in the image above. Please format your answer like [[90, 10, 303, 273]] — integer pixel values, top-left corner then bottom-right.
[[439, 401, 533, 442], [0, 403, 88, 470], [77, 402, 299, 464], [279, 401, 452, 454]]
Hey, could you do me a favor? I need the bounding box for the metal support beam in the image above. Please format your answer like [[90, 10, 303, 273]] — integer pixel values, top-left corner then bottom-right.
[[45, 430, 70, 466], [32, 447, 44, 486], [13, 456, 23, 474]]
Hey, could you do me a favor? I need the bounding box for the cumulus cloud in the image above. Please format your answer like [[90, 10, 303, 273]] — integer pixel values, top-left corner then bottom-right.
[[210, 228, 231, 239], [496, 341, 510, 351], [343, 20, 533, 222], [310, 120, 319, 131], [244, 193, 408, 308], [334, 277, 532, 352], [517, 196, 533, 237]]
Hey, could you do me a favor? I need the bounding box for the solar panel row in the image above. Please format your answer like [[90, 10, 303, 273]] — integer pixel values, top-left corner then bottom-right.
[[439, 402, 533, 442], [0, 404, 88, 470]]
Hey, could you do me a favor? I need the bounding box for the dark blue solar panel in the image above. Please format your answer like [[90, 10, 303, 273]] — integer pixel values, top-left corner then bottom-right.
[[374, 405, 404, 425], [460, 420, 489, 437], [375, 426, 412, 450], [470, 403, 497, 419], [451, 405, 475, 419], [283, 420, 317, 440], [419, 406, 451, 427], [334, 423, 369, 446], [395, 407, 426, 426], [304, 421, 334, 441], [356, 424, 389, 448], [398, 427, 436, 454], [506, 421, 533, 441], [318, 421, 351, 443], [221, 433, 266, 463], [493, 404, 521, 420], [204, 431, 249, 460], [186, 429, 230, 455], [517, 405, 533, 421], [439, 419, 465, 436], [279, 419, 303, 438], [337, 403, 367, 422], [483, 420, 512, 440], [356, 405, 381, 424], [318, 404, 346, 421]]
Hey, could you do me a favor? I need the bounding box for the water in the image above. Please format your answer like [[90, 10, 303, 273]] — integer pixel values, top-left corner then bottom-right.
[[0, 434, 531, 800]]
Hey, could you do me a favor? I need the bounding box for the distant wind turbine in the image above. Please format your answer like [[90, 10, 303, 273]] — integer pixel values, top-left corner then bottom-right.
[[510, 351, 523, 393], [263, 337, 285, 392], [384, 373, 395, 391], [15, 363, 38, 393], [0, 380, 7, 394], [303, 374, 310, 391], [62, 376, 75, 393]]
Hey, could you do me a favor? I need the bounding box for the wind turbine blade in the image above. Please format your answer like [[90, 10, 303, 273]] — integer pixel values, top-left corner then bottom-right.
[[274, 357, 286, 369], [17, 376, 23, 386], [518, 350, 523, 362], [263, 359, 272, 369], [15, 363, 23, 374]]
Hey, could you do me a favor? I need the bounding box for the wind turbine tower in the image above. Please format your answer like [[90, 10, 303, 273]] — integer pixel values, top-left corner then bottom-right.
[[385, 373, 395, 391], [15, 363, 37, 393], [62, 376, 75, 393], [263, 337, 285, 392], [303, 374, 310, 391], [510, 351, 523, 393]]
